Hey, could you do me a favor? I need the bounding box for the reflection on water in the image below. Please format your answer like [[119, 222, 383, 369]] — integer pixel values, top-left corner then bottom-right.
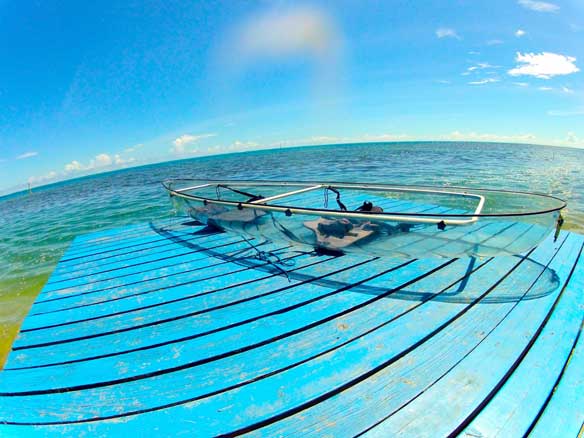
[[1, 141, 583, 366]]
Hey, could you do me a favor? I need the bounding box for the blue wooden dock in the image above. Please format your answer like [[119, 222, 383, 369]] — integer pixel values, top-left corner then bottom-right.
[[0, 197, 583, 436]]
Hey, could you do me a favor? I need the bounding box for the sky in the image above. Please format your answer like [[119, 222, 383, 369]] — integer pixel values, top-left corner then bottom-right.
[[0, 0, 583, 194]]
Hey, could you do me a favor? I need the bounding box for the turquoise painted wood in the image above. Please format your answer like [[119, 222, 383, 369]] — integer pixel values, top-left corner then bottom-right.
[[0, 194, 582, 437]]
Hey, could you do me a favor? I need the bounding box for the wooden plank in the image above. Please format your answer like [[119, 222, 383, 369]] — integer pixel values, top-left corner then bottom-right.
[[13, 246, 332, 349], [39, 234, 250, 296], [527, 322, 584, 438], [28, 237, 277, 314], [0, 255, 452, 422], [460, 238, 584, 437], [0, 240, 538, 429], [353, 234, 582, 438], [220, 233, 573, 438]]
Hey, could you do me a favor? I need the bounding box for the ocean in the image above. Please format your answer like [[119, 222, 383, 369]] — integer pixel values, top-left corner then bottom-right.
[[1, 141, 583, 366]]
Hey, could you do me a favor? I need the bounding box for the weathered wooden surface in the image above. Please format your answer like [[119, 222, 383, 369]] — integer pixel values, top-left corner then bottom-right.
[[0, 194, 582, 437]]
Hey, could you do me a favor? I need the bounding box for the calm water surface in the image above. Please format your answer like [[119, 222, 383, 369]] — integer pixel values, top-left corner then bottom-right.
[[1, 142, 583, 366]]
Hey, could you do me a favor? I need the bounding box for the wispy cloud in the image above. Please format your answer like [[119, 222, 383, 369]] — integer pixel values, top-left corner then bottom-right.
[[436, 28, 460, 39], [272, 133, 410, 148], [508, 52, 579, 79], [547, 108, 584, 116], [464, 62, 499, 74], [515, 29, 526, 37], [124, 143, 143, 153], [518, 0, 559, 13], [446, 131, 536, 143], [229, 140, 259, 152], [486, 39, 504, 46], [16, 151, 38, 160], [171, 133, 216, 155], [514, 82, 529, 87], [522, 84, 573, 93], [468, 78, 500, 85], [565, 132, 581, 144]]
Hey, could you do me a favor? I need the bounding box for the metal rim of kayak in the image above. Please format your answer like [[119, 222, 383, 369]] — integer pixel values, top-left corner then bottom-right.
[[161, 179, 566, 226]]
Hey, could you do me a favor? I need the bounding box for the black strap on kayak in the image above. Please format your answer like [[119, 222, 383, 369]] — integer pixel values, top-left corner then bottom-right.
[[216, 184, 264, 202], [323, 186, 347, 211], [241, 235, 290, 282]]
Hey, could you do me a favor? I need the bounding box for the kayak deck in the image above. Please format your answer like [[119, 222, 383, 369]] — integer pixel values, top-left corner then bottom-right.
[[0, 208, 582, 436]]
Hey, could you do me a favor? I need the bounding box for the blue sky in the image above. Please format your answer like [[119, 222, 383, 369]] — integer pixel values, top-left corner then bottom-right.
[[0, 0, 583, 194]]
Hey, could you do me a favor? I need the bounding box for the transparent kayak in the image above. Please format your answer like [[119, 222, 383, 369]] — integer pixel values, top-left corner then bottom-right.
[[162, 179, 566, 259]]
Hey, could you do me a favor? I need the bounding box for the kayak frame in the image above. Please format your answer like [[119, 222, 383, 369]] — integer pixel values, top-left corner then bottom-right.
[[165, 180, 486, 226], [163, 179, 566, 227]]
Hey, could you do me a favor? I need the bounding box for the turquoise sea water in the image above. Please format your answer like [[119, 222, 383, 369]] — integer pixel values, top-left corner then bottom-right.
[[1, 141, 583, 365]]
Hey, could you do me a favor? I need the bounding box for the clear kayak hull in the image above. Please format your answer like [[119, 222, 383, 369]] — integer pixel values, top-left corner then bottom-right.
[[162, 180, 566, 259]]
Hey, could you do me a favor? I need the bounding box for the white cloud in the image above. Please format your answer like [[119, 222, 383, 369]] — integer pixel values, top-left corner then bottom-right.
[[565, 132, 580, 143], [446, 131, 537, 143], [468, 78, 500, 85], [436, 28, 460, 39], [548, 132, 584, 148], [171, 133, 216, 155], [547, 107, 584, 116], [16, 151, 38, 160], [63, 153, 136, 174], [535, 85, 574, 93], [486, 39, 504, 46], [514, 82, 529, 87], [124, 143, 143, 153], [271, 133, 410, 149], [508, 52, 579, 79], [173, 135, 197, 147], [28, 170, 58, 185], [463, 62, 499, 75], [357, 133, 410, 142], [93, 153, 112, 167], [114, 154, 135, 165], [229, 140, 259, 151], [515, 29, 526, 37], [518, 0, 559, 13], [64, 160, 83, 172]]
